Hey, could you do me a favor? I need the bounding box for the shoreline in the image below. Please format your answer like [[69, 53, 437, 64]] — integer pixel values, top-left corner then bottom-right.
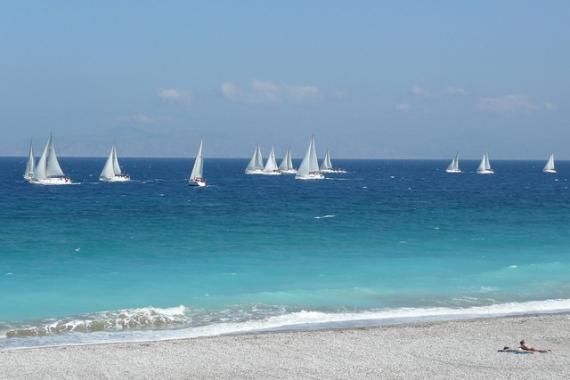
[[3, 298, 570, 351], [2, 313, 569, 379]]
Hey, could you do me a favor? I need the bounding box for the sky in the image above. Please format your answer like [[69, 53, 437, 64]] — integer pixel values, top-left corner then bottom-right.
[[0, 0, 569, 159]]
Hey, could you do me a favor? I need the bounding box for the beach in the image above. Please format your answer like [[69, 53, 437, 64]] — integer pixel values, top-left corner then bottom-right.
[[1, 313, 569, 379]]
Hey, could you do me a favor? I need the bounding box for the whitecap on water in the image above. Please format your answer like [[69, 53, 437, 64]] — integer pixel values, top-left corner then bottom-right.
[[314, 215, 336, 219]]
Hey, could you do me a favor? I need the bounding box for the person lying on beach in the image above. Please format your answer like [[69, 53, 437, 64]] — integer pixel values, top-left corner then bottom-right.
[[497, 346, 530, 354], [519, 340, 551, 353]]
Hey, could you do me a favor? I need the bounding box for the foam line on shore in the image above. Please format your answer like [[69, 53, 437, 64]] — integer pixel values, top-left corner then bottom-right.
[[2, 298, 570, 350]]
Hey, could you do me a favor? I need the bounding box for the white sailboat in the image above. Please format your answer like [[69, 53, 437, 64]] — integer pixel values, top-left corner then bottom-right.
[[476, 153, 494, 175], [279, 150, 296, 174], [189, 140, 207, 187], [296, 136, 324, 180], [261, 147, 281, 175], [245, 145, 264, 174], [445, 153, 461, 173], [23, 140, 35, 181], [543, 153, 556, 174], [320, 150, 346, 173], [31, 134, 72, 185], [100, 145, 130, 182]]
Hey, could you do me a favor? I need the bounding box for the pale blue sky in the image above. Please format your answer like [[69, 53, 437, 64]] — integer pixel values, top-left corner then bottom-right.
[[0, 1, 569, 158]]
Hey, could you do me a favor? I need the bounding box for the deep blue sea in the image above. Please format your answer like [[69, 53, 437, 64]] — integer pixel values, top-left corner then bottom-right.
[[1, 157, 570, 349]]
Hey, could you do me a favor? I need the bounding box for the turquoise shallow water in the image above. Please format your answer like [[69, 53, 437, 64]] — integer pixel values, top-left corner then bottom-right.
[[1, 158, 570, 348]]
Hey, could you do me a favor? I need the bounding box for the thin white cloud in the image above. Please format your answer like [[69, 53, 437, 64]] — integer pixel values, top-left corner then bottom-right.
[[410, 85, 430, 97], [446, 86, 468, 96], [158, 88, 193, 105], [395, 103, 412, 112], [221, 80, 321, 104], [477, 94, 553, 113]]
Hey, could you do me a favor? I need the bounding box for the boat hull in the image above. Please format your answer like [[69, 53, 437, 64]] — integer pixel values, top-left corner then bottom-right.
[[31, 177, 72, 185], [543, 169, 557, 174], [280, 169, 297, 174], [295, 172, 325, 180], [245, 169, 264, 175], [100, 175, 131, 182], [477, 170, 494, 175], [445, 169, 462, 174], [260, 171, 282, 176], [189, 179, 207, 187]]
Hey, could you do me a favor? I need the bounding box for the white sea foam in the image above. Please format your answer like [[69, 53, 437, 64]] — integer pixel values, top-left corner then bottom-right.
[[314, 215, 336, 219], [4, 306, 188, 338], [2, 300, 570, 350]]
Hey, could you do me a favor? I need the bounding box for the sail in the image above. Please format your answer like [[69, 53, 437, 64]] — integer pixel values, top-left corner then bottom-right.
[[100, 147, 115, 179], [45, 134, 64, 178], [477, 155, 487, 172], [264, 148, 279, 172], [190, 140, 204, 180], [320, 150, 332, 171], [447, 153, 459, 171], [255, 145, 263, 168], [24, 141, 35, 179], [544, 154, 555, 171], [308, 136, 320, 173], [246, 145, 264, 171], [33, 139, 49, 181], [287, 150, 294, 170], [112, 146, 122, 175], [484, 154, 491, 170], [279, 150, 289, 170], [297, 136, 320, 177]]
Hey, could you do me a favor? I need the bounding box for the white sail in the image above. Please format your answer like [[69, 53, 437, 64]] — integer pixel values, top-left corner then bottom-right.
[[112, 146, 122, 175], [263, 147, 279, 172], [24, 141, 35, 180], [190, 140, 204, 180], [246, 145, 264, 171], [296, 136, 322, 179], [308, 136, 320, 173], [100, 147, 115, 179], [477, 154, 486, 172], [484, 154, 491, 170], [320, 150, 333, 171], [287, 150, 294, 170], [279, 150, 290, 170], [543, 153, 555, 172], [446, 153, 460, 172], [33, 140, 49, 181], [45, 134, 64, 177]]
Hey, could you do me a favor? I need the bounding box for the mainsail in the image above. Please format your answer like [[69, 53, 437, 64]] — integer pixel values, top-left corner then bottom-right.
[[190, 140, 204, 180], [287, 150, 294, 170], [100, 147, 115, 179], [263, 147, 279, 172], [477, 154, 487, 172], [543, 153, 555, 172], [33, 134, 65, 180], [112, 146, 122, 175], [45, 135, 64, 177], [24, 141, 35, 179], [246, 145, 264, 172], [320, 150, 333, 171], [484, 154, 491, 170], [296, 136, 320, 178], [447, 153, 459, 172], [279, 150, 290, 170]]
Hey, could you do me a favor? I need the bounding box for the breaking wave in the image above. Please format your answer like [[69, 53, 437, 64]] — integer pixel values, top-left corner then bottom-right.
[[2, 299, 570, 349]]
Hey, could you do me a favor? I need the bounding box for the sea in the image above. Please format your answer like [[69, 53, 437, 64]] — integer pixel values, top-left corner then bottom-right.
[[1, 157, 570, 349]]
